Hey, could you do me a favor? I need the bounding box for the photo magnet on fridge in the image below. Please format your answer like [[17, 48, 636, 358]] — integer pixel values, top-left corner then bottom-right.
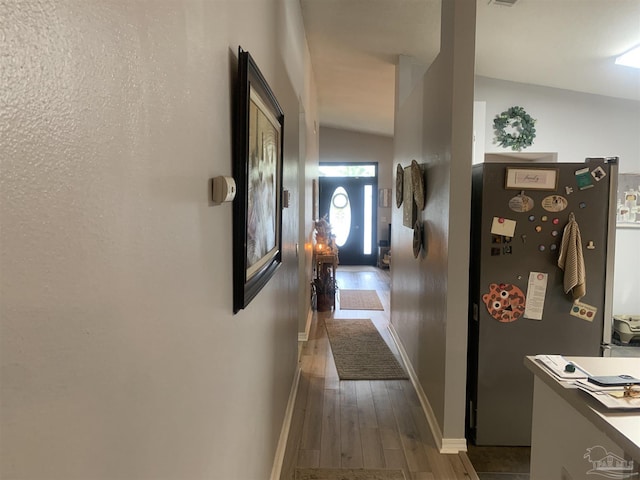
[[575, 167, 594, 190]]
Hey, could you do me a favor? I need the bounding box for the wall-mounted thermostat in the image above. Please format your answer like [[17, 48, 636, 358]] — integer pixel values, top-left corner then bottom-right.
[[212, 176, 236, 204]]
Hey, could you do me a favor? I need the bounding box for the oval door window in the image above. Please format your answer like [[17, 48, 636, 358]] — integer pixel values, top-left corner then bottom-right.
[[330, 186, 351, 247]]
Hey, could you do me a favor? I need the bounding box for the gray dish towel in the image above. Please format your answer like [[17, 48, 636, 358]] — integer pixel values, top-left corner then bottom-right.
[[557, 212, 586, 300]]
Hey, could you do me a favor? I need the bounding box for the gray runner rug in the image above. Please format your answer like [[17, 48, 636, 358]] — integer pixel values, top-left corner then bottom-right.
[[324, 319, 408, 380]]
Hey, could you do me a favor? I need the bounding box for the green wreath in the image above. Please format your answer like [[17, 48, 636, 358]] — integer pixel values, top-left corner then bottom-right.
[[493, 106, 536, 151]]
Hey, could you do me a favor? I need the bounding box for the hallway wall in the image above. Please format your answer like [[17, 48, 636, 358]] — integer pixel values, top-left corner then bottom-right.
[[391, 0, 476, 451], [0, 1, 317, 479]]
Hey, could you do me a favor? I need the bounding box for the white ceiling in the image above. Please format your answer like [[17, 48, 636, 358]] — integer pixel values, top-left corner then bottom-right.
[[300, 0, 640, 137]]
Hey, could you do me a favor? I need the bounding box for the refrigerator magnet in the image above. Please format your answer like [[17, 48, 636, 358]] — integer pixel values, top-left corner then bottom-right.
[[541, 195, 568, 212], [575, 167, 594, 190], [570, 300, 597, 322], [591, 166, 607, 181], [482, 283, 526, 323], [508, 193, 534, 212], [491, 217, 516, 237]]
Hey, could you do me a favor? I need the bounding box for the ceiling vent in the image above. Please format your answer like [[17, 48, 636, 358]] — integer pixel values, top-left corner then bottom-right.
[[489, 0, 519, 6]]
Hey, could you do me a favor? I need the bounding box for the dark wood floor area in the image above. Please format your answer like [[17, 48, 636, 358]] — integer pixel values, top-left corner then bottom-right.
[[279, 266, 478, 480]]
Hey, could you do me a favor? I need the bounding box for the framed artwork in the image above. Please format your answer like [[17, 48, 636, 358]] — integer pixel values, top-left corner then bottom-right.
[[617, 172, 640, 228], [232, 47, 284, 313], [312, 179, 318, 220], [379, 188, 391, 208], [505, 167, 558, 191]]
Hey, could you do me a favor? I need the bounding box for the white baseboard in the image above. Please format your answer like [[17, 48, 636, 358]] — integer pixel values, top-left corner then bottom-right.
[[270, 365, 301, 480], [387, 323, 467, 455], [298, 307, 313, 342], [441, 437, 468, 454]]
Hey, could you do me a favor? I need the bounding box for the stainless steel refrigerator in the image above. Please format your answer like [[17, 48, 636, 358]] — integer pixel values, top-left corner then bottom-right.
[[466, 158, 618, 446]]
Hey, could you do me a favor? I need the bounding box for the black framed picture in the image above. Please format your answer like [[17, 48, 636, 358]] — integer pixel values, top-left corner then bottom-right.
[[232, 47, 284, 313]]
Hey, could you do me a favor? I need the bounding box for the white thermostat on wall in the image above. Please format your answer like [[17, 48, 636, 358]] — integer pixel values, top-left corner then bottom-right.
[[212, 176, 236, 204]]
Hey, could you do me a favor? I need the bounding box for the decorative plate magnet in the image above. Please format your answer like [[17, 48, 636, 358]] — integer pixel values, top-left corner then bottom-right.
[[413, 220, 422, 258], [411, 160, 425, 210], [482, 283, 526, 323], [396, 163, 404, 208], [508, 191, 534, 213], [541, 195, 568, 212]]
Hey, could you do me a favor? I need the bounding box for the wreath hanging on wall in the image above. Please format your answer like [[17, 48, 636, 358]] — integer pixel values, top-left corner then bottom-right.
[[493, 106, 536, 151]]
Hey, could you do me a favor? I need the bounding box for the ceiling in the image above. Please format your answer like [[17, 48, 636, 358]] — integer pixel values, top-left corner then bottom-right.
[[300, 0, 640, 137]]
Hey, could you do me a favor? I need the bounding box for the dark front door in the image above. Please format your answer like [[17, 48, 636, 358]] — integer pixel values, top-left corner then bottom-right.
[[319, 176, 377, 265]]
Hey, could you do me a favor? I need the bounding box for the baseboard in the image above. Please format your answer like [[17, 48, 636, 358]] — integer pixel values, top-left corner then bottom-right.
[[441, 437, 468, 454], [387, 323, 468, 455], [298, 307, 313, 342], [270, 365, 301, 480]]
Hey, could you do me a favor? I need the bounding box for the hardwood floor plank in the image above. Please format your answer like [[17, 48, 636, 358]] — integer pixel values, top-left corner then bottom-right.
[[339, 380, 362, 468], [300, 376, 325, 450], [448, 453, 472, 480], [319, 387, 341, 467], [370, 381, 403, 450], [361, 426, 385, 469], [340, 400, 363, 468], [355, 381, 378, 429], [297, 448, 319, 468], [387, 383, 432, 474], [383, 447, 410, 474], [324, 338, 340, 390]]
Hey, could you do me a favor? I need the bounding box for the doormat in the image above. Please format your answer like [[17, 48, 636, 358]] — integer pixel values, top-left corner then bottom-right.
[[295, 468, 406, 480], [324, 319, 408, 380], [339, 289, 384, 310]]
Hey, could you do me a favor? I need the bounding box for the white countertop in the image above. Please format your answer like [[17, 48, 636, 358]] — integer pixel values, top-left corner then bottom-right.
[[525, 356, 640, 463]]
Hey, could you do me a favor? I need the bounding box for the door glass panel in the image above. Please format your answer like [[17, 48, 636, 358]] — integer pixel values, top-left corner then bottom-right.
[[330, 186, 351, 247], [364, 184, 372, 254], [319, 165, 376, 177]]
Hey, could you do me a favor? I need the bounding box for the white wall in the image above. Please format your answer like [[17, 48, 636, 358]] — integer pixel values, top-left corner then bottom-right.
[[391, 0, 475, 450], [0, 1, 317, 479], [318, 126, 394, 244], [475, 76, 640, 170], [475, 76, 640, 314]]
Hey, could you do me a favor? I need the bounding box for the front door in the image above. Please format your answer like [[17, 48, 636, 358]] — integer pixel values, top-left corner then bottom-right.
[[319, 175, 377, 265]]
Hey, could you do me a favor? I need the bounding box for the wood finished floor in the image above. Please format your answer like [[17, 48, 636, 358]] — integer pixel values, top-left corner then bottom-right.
[[280, 266, 477, 480]]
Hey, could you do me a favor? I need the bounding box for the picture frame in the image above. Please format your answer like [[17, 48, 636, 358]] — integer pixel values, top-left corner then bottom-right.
[[378, 188, 391, 208], [232, 47, 284, 313], [505, 167, 558, 191]]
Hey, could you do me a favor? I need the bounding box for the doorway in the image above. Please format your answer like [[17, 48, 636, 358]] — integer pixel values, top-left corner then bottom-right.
[[318, 163, 377, 265]]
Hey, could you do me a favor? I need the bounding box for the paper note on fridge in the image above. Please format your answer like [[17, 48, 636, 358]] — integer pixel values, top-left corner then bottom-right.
[[524, 272, 548, 320], [490, 217, 517, 238]]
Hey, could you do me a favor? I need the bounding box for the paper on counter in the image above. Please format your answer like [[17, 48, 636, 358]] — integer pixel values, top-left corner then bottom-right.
[[534, 354, 590, 380]]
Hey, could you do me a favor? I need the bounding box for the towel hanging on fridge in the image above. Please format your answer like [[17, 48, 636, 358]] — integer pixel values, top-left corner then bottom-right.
[[557, 212, 586, 300]]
